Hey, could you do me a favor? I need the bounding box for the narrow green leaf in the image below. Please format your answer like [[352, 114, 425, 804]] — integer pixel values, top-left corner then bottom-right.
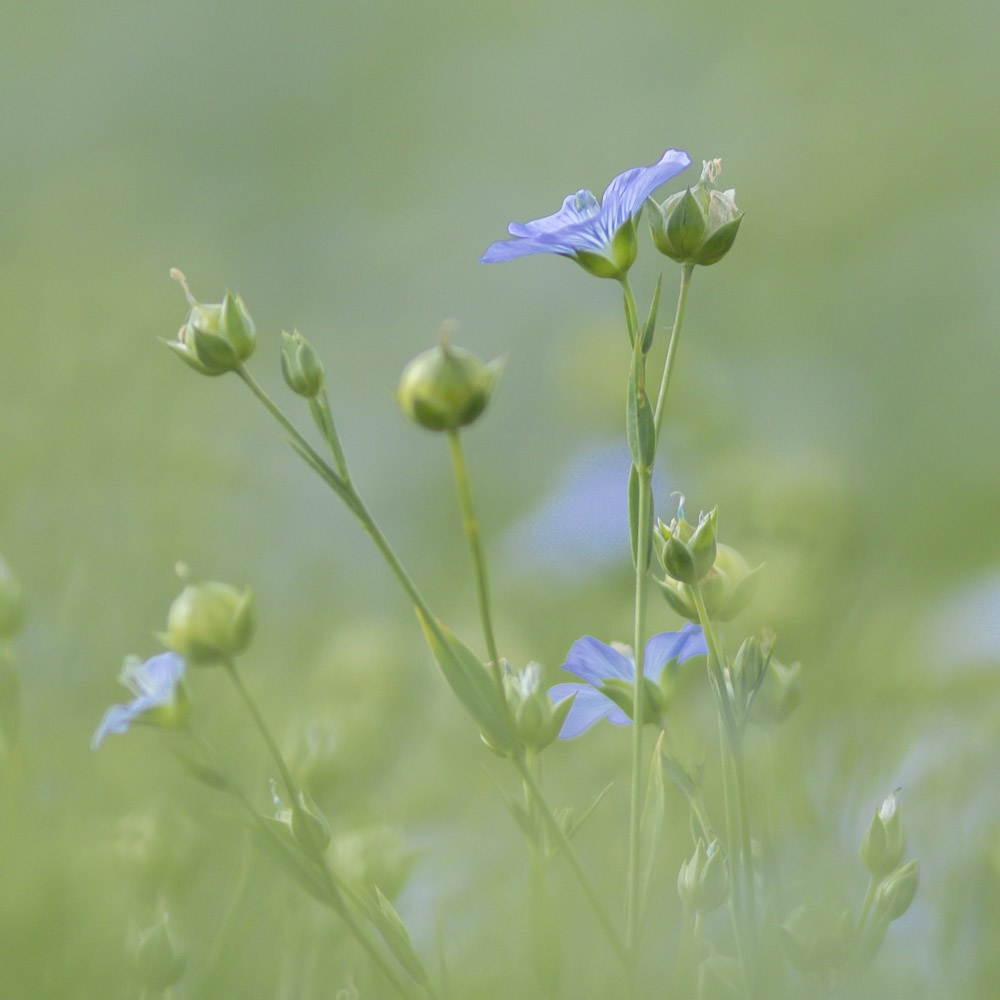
[[415, 609, 512, 753], [366, 887, 432, 989], [628, 464, 641, 568], [638, 732, 666, 923], [626, 354, 655, 470], [566, 781, 615, 841], [640, 272, 662, 355]]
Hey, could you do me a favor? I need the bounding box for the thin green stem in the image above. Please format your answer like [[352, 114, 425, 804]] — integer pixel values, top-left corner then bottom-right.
[[514, 757, 631, 978], [732, 747, 758, 943], [309, 390, 352, 483], [653, 264, 693, 440], [223, 659, 298, 805], [620, 276, 639, 347], [856, 876, 877, 938], [445, 429, 501, 670], [625, 464, 652, 954]]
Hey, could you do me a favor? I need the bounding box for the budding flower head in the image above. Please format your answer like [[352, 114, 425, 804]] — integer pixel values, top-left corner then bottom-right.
[[677, 838, 729, 914], [397, 332, 503, 432], [860, 791, 906, 879], [166, 269, 256, 376], [495, 662, 573, 755], [163, 580, 254, 664], [874, 859, 919, 923], [0, 555, 25, 640], [280, 329, 325, 398], [648, 159, 744, 267]]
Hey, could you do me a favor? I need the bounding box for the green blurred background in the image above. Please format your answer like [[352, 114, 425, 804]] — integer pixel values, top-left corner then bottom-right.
[[2, 0, 999, 996]]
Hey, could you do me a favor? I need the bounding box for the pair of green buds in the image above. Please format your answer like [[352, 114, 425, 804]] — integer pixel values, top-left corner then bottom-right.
[[654, 506, 762, 623]]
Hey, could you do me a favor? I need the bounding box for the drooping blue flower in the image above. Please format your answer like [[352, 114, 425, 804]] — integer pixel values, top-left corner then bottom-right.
[[91, 652, 189, 749], [480, 149, 690, 270], [548, 624, 707, 738]]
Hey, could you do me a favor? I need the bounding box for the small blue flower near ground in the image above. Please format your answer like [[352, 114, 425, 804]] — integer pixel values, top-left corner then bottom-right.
[[92, 652, 188, 749], [480, 148, 690, 264], [549, 624, 707, 738]]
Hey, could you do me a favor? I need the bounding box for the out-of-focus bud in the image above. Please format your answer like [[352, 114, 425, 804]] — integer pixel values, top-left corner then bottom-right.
[[397, 337, 502, 432], [657, 539, 762, 623], [280, 329, 325, 398], [166, 269, 256, 376], [0, 556, 25, 640], [749, 657, 801, 725], [678, 839, 729, 914], [503, 663, 572, 754], [130, 913, 187, 993], [574, 215, 638, 279], [288, 717, 341, 800], [860, 792, 906, 879], [332, 825, 416, 901], [163, 581, 254, 664], [779, 900, 853, 974], [873, 859, 918, 923], [648, 159, 743, 267]]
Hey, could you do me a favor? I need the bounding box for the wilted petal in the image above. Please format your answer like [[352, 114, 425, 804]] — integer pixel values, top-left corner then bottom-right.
[[561, 636, 634, 685]]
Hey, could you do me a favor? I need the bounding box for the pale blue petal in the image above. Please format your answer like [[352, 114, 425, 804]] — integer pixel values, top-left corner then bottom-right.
[[508, 189, 600, 237], [91, 702, 143, 749], [601, 149, 691, 231], [552, 684, 616, 738], [562, 636, 634, 685], [642, 624, 708, 680]]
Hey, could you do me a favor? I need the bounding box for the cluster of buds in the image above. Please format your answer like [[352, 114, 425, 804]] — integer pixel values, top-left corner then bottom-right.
[[167, 269, 256, 376], [648, 159, 744, 267], [654, 505, 761, 622], [397, 337, 502, 432], [677, 838, 729, 915], [162, 580, 255, 665], [861, 792, 918, 930]]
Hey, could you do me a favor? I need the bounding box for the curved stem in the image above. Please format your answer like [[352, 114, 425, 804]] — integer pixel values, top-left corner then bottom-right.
[[653, 264, 693, 440], [445, 429, 501, 670]]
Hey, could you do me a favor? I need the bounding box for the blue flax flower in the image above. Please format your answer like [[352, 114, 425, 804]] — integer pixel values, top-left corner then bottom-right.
[[480, 149, 690, 271], [92, 652, 188, 749], [549, 624, 707, 738]]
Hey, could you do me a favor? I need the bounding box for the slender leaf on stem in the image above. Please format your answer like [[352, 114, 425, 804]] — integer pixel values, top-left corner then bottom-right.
[[639, 273, 663, 355], [365, 888, 433, 991], [638, 732, 666, 926]]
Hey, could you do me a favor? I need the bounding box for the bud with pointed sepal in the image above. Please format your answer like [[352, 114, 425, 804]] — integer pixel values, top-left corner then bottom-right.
[[280, 329, 325, 398], [397, 336, 502, 432], [860, 792, 906, 879], [648, 159, 744, 267], [873, 859, 918, 923], [678, 838, 729, 914], [163, 581, 254, 665], [166, 269, 256, 376]]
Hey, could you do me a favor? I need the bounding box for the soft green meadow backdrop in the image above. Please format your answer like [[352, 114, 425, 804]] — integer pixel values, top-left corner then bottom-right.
[[2, 0, 999, 996]]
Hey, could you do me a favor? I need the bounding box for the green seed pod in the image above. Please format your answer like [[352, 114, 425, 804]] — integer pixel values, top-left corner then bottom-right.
[[649, 159, 743, 267], [397, 339, 502, 432], [167, 270, 256, 376], [280, 329, 325, 398], [163, 581, 254, 664]]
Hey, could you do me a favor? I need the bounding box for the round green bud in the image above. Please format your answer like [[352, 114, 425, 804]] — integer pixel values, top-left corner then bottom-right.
[[0, 556, 25, 640], [280, 329, 325, 398], [397, 340, 502, 432], [163, 581, 254, 664]]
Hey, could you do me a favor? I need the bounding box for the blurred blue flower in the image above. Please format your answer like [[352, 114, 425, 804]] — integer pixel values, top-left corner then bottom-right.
[[92, 652, 188, 749], [549, 624, 707, 738], [480, 148, 690, 263]]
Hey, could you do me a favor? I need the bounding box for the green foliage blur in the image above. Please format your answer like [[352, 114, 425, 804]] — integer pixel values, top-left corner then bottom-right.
[[2, 0, 999, 996]]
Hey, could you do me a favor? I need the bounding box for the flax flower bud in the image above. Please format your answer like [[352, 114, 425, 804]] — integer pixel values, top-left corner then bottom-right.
[[860, 792, 906, 879], [163, 581, 254, 664], [280, 329, 325, 398]]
